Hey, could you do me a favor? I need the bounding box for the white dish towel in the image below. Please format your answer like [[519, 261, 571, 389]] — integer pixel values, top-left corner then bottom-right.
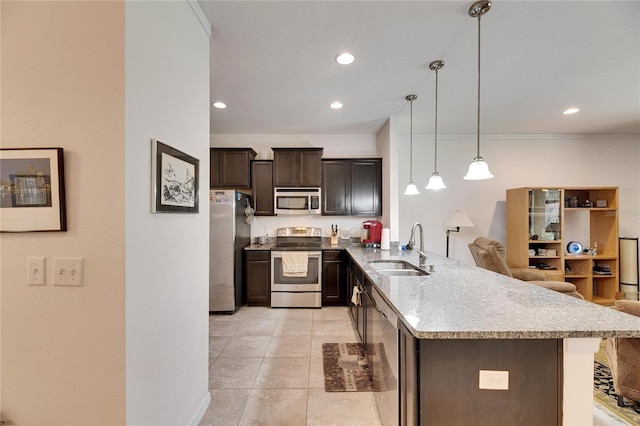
[[281, 252, 308, 277], [351, 286, 361, 306]]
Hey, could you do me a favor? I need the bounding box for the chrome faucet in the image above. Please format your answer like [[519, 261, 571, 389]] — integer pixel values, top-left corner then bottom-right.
[[406, 222, 427, 268]]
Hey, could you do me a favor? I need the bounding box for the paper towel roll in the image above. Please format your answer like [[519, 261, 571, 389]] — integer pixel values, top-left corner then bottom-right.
[[380, 228, 390, 250]]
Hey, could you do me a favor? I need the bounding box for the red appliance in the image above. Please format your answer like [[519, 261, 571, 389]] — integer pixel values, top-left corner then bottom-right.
[[362, 220, 383, 247]]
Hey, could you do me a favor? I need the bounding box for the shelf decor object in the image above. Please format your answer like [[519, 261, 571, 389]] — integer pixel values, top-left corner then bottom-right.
[[404, 94, 420, 195], [443, 210, 475, 257], [151, 139, 199, 214], [464, 0, 494, 181], [567, 241, 584, 255], [0, 147, 67, 232], [425, 60, 447, 190]]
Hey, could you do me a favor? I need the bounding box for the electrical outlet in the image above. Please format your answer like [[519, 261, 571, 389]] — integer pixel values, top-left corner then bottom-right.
[[27, 257, 46, 285], [479, 370, 509, 390], [53, 257, 84, 286]]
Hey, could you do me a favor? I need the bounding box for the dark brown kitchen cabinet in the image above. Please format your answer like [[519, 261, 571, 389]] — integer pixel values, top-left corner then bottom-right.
[[250, 160, 274, 215], [322, 158, 382, 216], [272, 148, 323, 187], [321, 160, 350, 215], [347, 258, 365, 343], [417, 339, 561, 425], [210, 148, 256, 188], [244, 250, 270, 306], [322, 250, 346, 306]]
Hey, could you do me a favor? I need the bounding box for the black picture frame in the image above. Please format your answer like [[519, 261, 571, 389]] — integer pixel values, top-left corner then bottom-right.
[[151, 139, 199, 214], [0, 147, 67, 232]]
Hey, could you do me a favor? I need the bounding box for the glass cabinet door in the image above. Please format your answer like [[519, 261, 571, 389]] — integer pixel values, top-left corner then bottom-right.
[[529, 189, 561, 241]]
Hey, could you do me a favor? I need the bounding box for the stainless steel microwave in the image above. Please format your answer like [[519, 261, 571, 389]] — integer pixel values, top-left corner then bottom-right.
[[274, 188, 321, 215]]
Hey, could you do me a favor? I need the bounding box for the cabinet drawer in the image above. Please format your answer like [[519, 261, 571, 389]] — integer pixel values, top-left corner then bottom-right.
[[323, 250, 343, 261], [246, 250, 270, 261]]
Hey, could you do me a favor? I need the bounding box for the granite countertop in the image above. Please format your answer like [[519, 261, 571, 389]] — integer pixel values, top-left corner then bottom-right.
[[346, 246, 640, 340]]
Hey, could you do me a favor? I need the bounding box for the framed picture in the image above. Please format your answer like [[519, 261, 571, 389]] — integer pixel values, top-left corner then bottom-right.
[[0, 147, 67, 232], [151, 139, 199, 213]]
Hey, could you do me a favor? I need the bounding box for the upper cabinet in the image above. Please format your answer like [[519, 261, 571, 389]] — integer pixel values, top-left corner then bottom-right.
[[272, 148, 323, 187], [210, 148, 256, 188], [322, 158, 382, 216], [251, 160, 274, 216]]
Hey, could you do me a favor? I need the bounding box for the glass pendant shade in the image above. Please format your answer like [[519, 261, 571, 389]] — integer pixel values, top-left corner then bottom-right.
[[426, 173, 446, 190], [404, 182, 420, 195], [464, 156, 493, 180]]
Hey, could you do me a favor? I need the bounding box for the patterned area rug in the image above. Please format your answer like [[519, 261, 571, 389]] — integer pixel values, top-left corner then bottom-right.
[[322, 343, 387, 392], [594, 343, 640, 425]]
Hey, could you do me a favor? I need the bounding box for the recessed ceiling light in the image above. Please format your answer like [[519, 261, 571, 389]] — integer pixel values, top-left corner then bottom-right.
[[212, 102, 227, 109], [335, 53, 355, 65], [563, 107, 580, 115], [330, 101, 343, 109]]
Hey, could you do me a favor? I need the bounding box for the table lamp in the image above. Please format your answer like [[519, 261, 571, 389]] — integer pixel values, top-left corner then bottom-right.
[[443, 210, 474, 257]]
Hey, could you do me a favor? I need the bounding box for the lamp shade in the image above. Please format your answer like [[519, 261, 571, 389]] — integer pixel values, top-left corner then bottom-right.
[[404, 182, 419, 195], [463, 157, 493, 180], [426, 173, 446, 190], [443, 210, 474, 228]]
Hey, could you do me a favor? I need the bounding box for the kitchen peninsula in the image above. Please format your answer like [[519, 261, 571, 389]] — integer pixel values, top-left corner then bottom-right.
[[346, 246, 640, 426]]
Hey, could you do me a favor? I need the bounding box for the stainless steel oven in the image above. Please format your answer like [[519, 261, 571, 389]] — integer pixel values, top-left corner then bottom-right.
[[271, 251, 322, 308], [270, 227, 323, 308]]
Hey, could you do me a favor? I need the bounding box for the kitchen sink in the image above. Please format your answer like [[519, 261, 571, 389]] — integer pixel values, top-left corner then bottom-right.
[[367, 260, 428, 276], [376, 269, 428, 276]]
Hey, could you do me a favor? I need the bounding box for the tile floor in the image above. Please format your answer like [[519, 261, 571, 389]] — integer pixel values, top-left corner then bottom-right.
[[200, 306, 382, 426], [200, 305, 626, 426]]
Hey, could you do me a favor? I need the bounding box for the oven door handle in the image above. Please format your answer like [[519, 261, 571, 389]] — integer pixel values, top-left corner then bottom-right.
[[272, 251, 321, 258]]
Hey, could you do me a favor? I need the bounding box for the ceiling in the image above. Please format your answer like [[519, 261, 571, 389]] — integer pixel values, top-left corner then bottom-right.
[[200, 1, 640, 136]]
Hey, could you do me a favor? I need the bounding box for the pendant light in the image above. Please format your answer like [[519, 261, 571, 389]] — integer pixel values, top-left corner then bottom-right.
[[426, 60, 446, 190], [404, 94, 419, 195], [464, 0, 494, 180]]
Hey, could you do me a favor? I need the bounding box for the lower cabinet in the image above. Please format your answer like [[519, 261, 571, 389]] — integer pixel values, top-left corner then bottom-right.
[[322, 250, 346, 306], [244, 250, 270, 306], [347, 260, 365, 342], [398, 329, 563, 426]]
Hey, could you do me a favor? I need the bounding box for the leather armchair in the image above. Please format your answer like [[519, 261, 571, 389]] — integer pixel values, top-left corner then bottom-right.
[[468, 237, 584, 299], [606, 300, 640, 405]]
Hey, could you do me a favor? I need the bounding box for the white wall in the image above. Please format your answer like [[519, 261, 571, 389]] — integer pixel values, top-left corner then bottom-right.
[[125, 1, 211, 424], [1, 2, 126, 423], [376, 118, 401, 241], [399, 134, 640, 264]]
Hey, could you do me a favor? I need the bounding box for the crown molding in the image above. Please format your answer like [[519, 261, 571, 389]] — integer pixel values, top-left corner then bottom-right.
[[189, 0, 211, 38]]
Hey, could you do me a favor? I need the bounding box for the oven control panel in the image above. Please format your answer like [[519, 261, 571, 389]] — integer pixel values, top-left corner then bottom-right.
[[276, 227, 322, 237]]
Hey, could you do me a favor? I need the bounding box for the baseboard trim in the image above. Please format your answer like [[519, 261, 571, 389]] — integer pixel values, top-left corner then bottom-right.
[[188, 390, 212, 426]]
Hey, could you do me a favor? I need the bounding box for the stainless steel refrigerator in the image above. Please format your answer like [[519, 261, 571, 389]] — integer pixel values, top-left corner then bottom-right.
[[209, 189, 252, 313]]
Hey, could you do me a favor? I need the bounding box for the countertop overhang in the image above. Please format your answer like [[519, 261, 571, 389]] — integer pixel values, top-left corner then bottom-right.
[[346, 246, 640, 340]]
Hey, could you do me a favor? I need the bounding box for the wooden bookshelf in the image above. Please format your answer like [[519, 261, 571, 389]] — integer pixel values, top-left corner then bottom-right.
[[506, 187, 619, 305]]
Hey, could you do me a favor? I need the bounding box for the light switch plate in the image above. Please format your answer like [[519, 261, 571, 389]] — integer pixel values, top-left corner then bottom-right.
[[53, 257, 84, 286], [27, 257, 46, 285]]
